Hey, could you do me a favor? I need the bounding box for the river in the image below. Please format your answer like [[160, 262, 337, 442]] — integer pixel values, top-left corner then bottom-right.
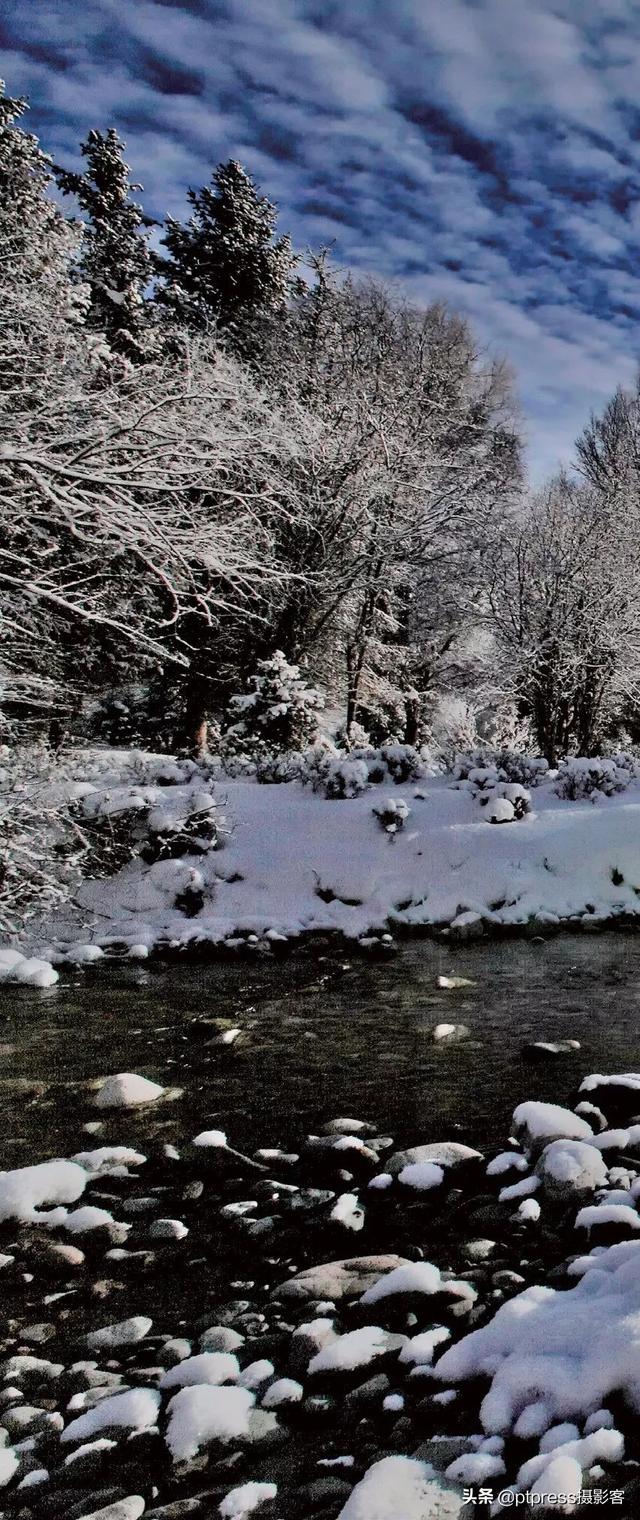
[[2, 933, 640, 1168]]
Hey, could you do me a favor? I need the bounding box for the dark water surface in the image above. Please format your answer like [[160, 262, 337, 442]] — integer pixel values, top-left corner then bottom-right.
[[2, 934, 640, 1167]]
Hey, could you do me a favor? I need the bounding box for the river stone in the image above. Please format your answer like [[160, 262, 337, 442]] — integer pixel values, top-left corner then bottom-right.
[[199, 1326, 245, 1353], [146, 1504, 204, 1518], [78, 1502, 146, 1520], [412, 1437, 474, 1471], [300, 1476, 354, 1507], [385, 1143, 483, 1176], [272, 1256, 411, 1302], [535, 1138, 608, 1202]]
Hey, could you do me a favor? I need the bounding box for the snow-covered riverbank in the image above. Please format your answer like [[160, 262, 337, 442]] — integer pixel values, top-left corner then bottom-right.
[[22, 749, 640, 974]]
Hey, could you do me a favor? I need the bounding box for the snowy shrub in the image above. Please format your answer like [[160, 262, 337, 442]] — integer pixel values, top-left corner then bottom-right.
[[372, 797, 410, 833], [453, 748, 547, 788], [554, 757, 634, 801], [334, 720, 371, 750], [452, 748, 495, 781], [221, 651, 325, 762], [255, 751, 305, 785], [477, 781, 531, 820], [319, 758, 370, 799], [493, 750, 549, 787], [378, 743, 427, 784]]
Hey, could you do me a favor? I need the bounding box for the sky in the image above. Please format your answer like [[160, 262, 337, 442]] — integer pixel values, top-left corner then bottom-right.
[[4, 0, 640, 479]]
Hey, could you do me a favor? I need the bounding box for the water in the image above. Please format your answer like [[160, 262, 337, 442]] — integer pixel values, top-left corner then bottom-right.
[[2, 934, 640, 1167]]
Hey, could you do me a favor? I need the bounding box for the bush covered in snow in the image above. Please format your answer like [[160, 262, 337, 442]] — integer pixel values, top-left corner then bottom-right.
[[316, 757, 371, 800], [372, 797, 410, 833], [554, 756, 639, 801], [454, 748, 548, 787], [221, 652, 325, 764]]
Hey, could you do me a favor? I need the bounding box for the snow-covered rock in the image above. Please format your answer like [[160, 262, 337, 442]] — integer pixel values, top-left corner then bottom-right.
[[336, 1455, 465, 1518], [535, 1139, 608, 1202], [93, 1073, 165, 1108], [166, 1385, 255, 1461]]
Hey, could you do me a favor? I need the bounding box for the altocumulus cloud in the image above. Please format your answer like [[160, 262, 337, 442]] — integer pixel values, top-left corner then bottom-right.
[[5, 0, 640, 476]]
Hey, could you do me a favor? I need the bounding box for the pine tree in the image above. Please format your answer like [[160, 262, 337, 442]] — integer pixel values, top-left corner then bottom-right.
[[55, 128, 153, 361], [156, 159, 296, 346]]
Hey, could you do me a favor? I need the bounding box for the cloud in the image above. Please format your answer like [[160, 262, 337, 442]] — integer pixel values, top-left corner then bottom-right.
[[4, 0, 640, 477]]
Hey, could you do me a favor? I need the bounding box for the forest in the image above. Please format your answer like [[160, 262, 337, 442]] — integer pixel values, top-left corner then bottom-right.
[[4, 80, 640, 939]]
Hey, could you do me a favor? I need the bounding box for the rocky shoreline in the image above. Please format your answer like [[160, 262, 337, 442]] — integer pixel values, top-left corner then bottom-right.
[[1, 1067, 640, 1516]]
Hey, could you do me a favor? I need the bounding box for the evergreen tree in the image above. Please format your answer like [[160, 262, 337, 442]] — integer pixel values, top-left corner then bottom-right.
[[55, 128, 153, 361], [156, 159, 296, 346]]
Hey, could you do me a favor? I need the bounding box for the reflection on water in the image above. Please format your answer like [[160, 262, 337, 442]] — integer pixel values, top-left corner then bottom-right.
[[2, 934, 640, 1165]]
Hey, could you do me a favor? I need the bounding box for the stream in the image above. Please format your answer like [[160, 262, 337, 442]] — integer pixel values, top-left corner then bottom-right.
[[2, 932, 640, 1168]]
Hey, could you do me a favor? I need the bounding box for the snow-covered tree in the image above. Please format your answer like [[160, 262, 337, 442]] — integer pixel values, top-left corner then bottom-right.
[[260, 268, 521, 739], [156, 159, 297, 348], [222, 650, 325, 758], [55, 127, 153, 361], [487, 475, 640, 762]]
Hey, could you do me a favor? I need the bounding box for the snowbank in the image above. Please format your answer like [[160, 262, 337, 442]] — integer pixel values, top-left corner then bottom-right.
[[27, 750, 640, 961]]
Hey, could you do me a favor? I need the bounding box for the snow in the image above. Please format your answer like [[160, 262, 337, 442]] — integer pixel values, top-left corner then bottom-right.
[[446, 1450, 505, 1483], [574, 1203, 640, 1232], [61, 1388, 161, 1444], [331, 1192, 365, 1229], [193, 1129, 228, 1148], [261, 1378, 303, 1407], [399, 1327, 451, 1366], [486, 1151, 528, 1176], [308, 1326, 398, 1376], [72, 1147, 146, 1173], [362, 1261, 475, 1306], [336, 1455, 461, 1519], [219, 1482, 278, 1518], [0, 1447, 19, 1487], [93, 1072, 164, 1108], [32, 756, 640, 957], [398, 1162, 445, 1191], [165, 1385, 255, 1460], [160, 1352, 240, 1390], [434, 1230, 640, 1443], [0, 1160, 87, 1222], [512, 1102, 594, 1151]]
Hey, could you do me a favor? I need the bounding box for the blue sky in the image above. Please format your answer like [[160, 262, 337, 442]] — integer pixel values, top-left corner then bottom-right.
[[4, 0, 640, 478]]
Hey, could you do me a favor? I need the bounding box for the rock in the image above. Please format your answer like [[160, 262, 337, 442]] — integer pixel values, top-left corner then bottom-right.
[[299, 1475, 353, 1508], [199, 1326, 245, 1354], [93, 1073, 164, 1109], [35, 1242, 86, 1276], [447, 911, 484, 942], [146, 1504, 204, 1518], [522, 1040, 581, 1059], [158, 1339, 192, 1367], [20, 1322, 56, 1345], [86, 1317, 153, 1352], [2, 1403, 61, 1439], [77, 1502, 146, 1520], [289, 1319, 338, 1376], [323, 1118, 375, 1136], [273, 1256, 412, 1303], [344, 1373, 391, 1411], [412, 1437, 473, 1471], [385, 1143, 482, 1176], [512, 1101, 594, 1156], [535, 1139, 608, 1202], [148, 1219, 188, 1241], [463, 1238, 496, 1262], [243, 1408, 288, 1448], [431, 1024, 471, 1043]]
